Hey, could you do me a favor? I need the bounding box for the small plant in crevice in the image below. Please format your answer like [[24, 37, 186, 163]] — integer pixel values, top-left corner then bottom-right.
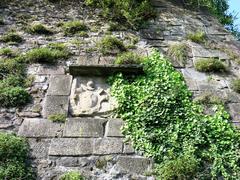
[[27, 22, 53, 35], [48, 113, 66, 123], [98, 36, 126, 55], [187, 31, 207, 43], [231, 79, 240, 93], [60, 171, 85, 180], [62, 21, 88, 36], [194, 92, 224, 106], [194, 58, 227, 73], [0, 17, 4, 25], [167, 43, 189, 66], [1, 31, 23, 44], [0, 132, 35, 179], [110, 51, 240, 179], [115, 52, 144, 64], [24, 46, 71, 63], [0, 47, 16, 57]]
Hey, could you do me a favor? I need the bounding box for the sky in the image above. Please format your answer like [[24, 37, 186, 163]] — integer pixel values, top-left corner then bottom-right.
[[228, 0, 240, 27]]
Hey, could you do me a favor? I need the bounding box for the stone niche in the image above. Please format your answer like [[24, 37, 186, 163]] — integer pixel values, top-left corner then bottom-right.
[[68, 65, 144, 117], [69, 77, 117, 117]]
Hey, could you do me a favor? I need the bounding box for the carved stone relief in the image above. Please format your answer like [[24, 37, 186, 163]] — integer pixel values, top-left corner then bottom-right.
[[69, 77, 117, 117]]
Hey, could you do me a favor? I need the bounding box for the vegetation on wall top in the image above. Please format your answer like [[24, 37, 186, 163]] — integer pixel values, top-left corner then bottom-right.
[[110, 51, 240, 179]]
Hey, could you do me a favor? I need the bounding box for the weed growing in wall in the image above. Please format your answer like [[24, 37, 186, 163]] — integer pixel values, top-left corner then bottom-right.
[[110, 51, 240, 179]]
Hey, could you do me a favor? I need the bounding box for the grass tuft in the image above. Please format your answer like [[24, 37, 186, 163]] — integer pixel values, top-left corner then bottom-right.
[[194, 58, 227, 73]]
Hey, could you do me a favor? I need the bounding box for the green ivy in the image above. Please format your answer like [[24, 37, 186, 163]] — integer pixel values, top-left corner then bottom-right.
[[110, 51, 240, 179]]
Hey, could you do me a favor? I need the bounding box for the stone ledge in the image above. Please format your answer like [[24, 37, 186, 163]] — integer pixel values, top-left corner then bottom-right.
[[69, 64, 144, 76]]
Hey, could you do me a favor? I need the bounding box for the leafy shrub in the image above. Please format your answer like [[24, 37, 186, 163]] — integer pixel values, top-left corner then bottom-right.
[[110, 51, 240, 179], [48, 113, 66, 123], [25, 47, 70, 63], [157, 151, 199, 180], [0, 132, 34, 179], [0, 75, 24, 88], [62, 21, 88, 35], [60, 171, 84, 180], [0, 58, 26, 79], [84, 0, 155, 29], [1, 32, 23, 43], [98, 36, 126, 55], [0, 87, 30, 107], [115, 52, 143, 64], [28, 23, 53, 35], [231, 79, 240, 93], [187, 31, 206, 43], [167, 43, 188, 65], [195, 58, 227, 72]]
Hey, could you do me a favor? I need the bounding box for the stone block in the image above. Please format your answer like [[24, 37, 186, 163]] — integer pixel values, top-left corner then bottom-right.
[[43, 96, 69, 118], [63, 118, 106, 137], [37, 65, 65, 75], [49, 138, 94, 156], [28, 138, 51, 159], [181, 68, 207, 81], [123, 143, 135, 154], [228, 103, 240, 121], [105, 119, 124, 137], [18, 118, 63, 138], [116, 156, 152, 174], [93, 138, 123, 155], [47, 75, 72, 96]]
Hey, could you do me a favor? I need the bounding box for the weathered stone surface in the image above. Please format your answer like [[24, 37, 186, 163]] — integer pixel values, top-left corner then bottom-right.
[[116, 156, 152, 174], [18, 118, 63, 138], [28, 138, 51, 159], [228, 103, 240, 121], [63, 118, 106, 137], [49, 138, 93, 156], [105, 119, 124, 137], [123, 143, 135, 154], [141, 28, 164, 40], [47, 75, 72, 96], [181, 68, 208, 81], [43, 96, 69, 118], [93, 138, 123, 155], [37, 65, 65, 75]]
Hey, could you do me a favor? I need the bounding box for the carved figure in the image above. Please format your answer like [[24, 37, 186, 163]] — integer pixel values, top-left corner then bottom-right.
[[70, 78, 115, 116]]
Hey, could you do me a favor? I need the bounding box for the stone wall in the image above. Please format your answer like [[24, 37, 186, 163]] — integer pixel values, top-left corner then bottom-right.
[[1, 0, 240, 179]]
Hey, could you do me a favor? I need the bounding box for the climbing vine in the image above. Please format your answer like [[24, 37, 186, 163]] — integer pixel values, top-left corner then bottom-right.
[[110, 51, 240, 179]]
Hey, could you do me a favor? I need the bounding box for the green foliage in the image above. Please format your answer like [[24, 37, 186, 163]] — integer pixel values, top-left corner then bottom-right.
[[48, 113, 66, 123], [0, 87, 30, 107], [157, 151, 199, 180], [98, 36, 126, 55], [25, 46, 70, 63], [231, 79, 240, 93], [28, 23, 53, 35], [1, 32, 23, 44], [167, 43, 188, 65], [60, 171, 85, 180], [0, 48, 16, 57], [84, 0, 155, 29], [110, 51, 240, 179], [115, 52, 143, 64], [194, 92, 224, 106], [187, 31, 206, 43], [0, 58, 26, 79], [195, 58, 227, 72], [0, 17, 4, 25], [62, 21, 88, 35], [0, 132, 34, 179]]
